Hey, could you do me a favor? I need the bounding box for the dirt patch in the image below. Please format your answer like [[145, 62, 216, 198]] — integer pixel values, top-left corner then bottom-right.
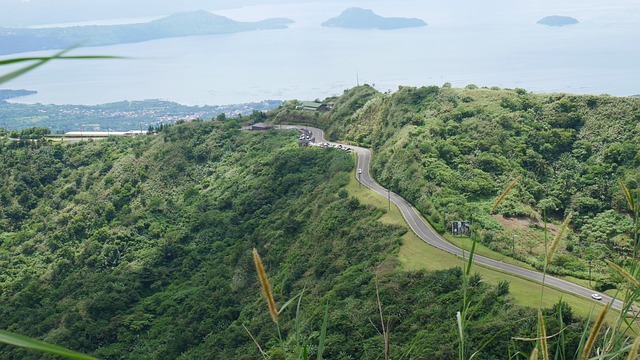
[[493, 215, 559, 236]]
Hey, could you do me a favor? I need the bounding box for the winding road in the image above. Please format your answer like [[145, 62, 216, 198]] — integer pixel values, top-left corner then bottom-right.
[[282, 125, 623, 311]]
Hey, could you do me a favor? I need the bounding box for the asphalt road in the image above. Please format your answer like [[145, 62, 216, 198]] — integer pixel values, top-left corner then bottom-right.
[[283, 125, 623, 311]]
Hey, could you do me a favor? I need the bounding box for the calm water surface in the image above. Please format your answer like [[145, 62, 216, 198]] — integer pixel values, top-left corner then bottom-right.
[[4, 0, 639, 105]]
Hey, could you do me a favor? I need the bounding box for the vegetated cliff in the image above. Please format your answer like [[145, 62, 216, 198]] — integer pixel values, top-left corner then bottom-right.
[[0, 117, 565, 358], [272, 84, 640, 287]]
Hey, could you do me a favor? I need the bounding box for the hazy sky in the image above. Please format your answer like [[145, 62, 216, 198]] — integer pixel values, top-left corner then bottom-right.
[[3, 0, 639, 27]]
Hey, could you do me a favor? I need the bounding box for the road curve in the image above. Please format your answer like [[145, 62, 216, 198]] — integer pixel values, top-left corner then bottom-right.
[[280, 125, 623, 311]]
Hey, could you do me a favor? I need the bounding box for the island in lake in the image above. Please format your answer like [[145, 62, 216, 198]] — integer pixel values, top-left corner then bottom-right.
[[537, 15, 579, 27], [0, 89, 37, 101], [322, 8, 427, 30], [0, 10, 294, 55]]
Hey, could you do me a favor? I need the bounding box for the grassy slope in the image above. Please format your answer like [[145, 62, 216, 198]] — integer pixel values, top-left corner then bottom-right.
[[308, 84, 640, 300], [344, 170, 611, 320]]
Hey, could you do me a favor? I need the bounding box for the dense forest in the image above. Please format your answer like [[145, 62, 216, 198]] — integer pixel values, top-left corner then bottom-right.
[[1, 117, 572, 359], [271, 85, 640, 290], [2, 84, 639, 358]]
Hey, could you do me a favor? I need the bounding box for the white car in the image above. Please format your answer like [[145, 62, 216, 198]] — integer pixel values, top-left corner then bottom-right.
[[591, 293, 603, 300], [358, 168, 362, 174]]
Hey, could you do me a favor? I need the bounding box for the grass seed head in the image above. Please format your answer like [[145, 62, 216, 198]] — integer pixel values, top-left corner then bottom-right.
[[538, 310, 549, 360], [582, 301, 610, 359], [490, 177, 520, 215], [545, 213, 572, 267], [253, 248, 278, 323]]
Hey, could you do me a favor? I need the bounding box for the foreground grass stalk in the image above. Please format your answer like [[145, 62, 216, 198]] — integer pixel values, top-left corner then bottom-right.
[[0, 46, 122, 85], [242, 325, 267, 359], [373, 275, 391, 360], [456, 311, 465, 360], [545, 214, 572, 267], [537, 310, 549, 360], [457, 207, 485, 359], [490, 176, 519, 215], [628, 335, 640, 360], [605, 259, 639, 287], [0, 330, 96, 360], [251, 248, 285, 351], [253, 248, 279, 324], [582, 302, 611, 359]]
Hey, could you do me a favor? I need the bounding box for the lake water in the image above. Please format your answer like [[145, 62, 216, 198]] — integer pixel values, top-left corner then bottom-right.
[[3, 0, 640, 105]]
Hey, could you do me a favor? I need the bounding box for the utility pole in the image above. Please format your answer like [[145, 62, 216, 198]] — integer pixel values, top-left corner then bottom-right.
[[387, 188, 390, 211]]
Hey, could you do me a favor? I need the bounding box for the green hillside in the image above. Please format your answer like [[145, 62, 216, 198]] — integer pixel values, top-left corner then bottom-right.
[[271, 85, 640, 289], [3, 84, 640, 358], [0, 117, 573, 359]]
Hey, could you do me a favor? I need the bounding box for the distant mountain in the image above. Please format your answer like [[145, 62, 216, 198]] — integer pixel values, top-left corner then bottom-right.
[[0, 10, 294, 55], [322, 8, 427, 30], [537, 15, 579, 27]]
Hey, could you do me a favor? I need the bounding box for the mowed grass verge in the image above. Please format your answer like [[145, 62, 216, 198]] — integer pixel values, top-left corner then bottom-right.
[[344, 170, 612, 320]]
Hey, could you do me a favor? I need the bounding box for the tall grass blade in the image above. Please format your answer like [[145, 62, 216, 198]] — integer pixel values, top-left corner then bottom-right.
[[490, 176, 519, 214], [317, 303, 329, 360], [0, 330, 97, 360], [295, 288, 306, 346], [0, 55, 122, 66], [555, 299, 566, 360], [601, 325, 617, 358], [466, 235, 477, 276], [252, 248, 278, 323], [457, 310, 464, 359], [278, 290, 304, 315], [530, 347, 539, 360], [471, 320, 526, 359], [400, 337, 418, 359], [582, 302, 611, 359], [0, 46, 122, 85], [546, 213, 572, 266], [574, 307, 595, 360]]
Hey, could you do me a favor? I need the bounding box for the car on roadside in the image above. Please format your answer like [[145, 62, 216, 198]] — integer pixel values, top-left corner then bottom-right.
[[358, 168, 362, 174], [591, 293, 603, 300]]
